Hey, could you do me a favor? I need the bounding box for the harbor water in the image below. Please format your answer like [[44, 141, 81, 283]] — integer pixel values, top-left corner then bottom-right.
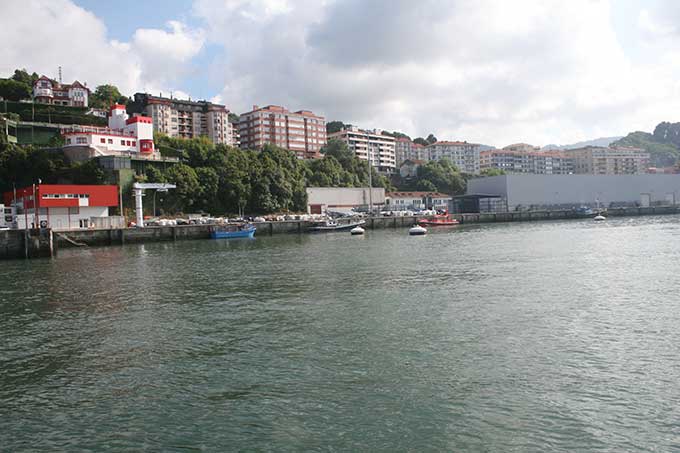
[[2, 216, 680, 451]]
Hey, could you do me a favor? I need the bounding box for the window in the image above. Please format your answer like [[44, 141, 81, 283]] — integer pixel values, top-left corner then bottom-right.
[[126, 141, 131, 146], [108, 139, 113, 144], [100, 138, 106, 144], [132, 141, 136, 146], [76, 137, 87, 144], [120, 140, 125, 145], [68, 207, 79, 215], [66, 138, 72, 144]]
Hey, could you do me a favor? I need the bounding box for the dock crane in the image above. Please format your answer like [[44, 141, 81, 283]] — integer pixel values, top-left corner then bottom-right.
[[132, 182, 176, 227]]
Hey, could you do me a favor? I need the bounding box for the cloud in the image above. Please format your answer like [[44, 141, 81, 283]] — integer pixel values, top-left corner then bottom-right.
[[196, 0, 680, 147], [0, 0, 204, 98]]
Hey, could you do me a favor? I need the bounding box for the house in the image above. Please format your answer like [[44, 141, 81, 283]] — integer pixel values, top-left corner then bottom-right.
[[385, 191, 452, 211], [399, 159, 424, 179], [33, 76, 90, 107]]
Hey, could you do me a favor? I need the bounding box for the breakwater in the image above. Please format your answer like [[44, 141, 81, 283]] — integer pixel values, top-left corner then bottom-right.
[[2, 205, 680, 259]]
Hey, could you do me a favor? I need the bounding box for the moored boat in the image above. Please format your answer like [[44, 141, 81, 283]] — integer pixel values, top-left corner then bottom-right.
[[350, 225, 365, 235], [418, 212, 459, 226], [409, 224, 427, 236], [210, 224, 256, 239], [310, 219, 366, 232]]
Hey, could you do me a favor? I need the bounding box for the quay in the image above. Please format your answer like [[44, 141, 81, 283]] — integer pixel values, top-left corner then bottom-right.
[[2, 205, 680, 260]]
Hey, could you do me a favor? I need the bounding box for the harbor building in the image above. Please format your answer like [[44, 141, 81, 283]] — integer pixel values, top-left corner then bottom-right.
[[132, 93, 234, 145], [306, 187, 386, 214], [2, 184, 119, 230], [395, 137, 427, 165], [60, 104, 159, 161], [33, 76, 89, 107], [385, 191, 452, 211], [328, 126, 397, 173], [238, 105, 326, 159], [465, 174, 680, 212], [426, 141, 482, 174]]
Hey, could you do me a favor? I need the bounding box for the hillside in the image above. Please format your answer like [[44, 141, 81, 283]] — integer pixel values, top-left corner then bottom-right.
[[542, 136, 622, 150], [611, 124, 680, 168]]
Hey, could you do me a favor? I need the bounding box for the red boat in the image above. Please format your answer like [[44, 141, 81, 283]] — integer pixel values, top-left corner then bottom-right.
[[418, 211, 459, 226]]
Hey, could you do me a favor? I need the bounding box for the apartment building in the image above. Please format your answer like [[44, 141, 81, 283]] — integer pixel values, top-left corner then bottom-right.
[[133, 93, 234, 146], [238, 105, 326, 159], [563, 146, 649, 175], [427, 141, 482, 174], [395, 137, 428, 164], [33, 76, 89, 107], [481, 150, 574, 175], [328, 126, 397, 173]]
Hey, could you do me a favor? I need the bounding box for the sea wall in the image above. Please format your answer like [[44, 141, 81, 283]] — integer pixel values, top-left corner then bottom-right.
[[0, 229, 54, 259]]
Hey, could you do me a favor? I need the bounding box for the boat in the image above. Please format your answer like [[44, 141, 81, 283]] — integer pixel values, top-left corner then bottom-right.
[[593, 214, 606, 221], [409, 224, 427, 236], [310, 219, 366, 232], [418, 211, 459, 227], [350, 225, 365, 235], [210, 224, 256, 239]]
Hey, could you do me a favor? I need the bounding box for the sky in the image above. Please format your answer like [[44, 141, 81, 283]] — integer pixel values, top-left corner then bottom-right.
[[2, 0, 680, 147]]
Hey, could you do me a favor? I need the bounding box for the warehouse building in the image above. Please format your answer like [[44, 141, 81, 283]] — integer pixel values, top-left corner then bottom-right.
[[306, 187, 385, 214], [465, 174, 680, 212]]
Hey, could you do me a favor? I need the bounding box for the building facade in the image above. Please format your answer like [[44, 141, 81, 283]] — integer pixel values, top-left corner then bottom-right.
[[399, 159, 424, 179], [385, 191, 452, 211], [395, 137, 428, 164], [238, 105, 326, 159], [61, 104, 158, 161], [427, 141, 482, 174], [328, 126, 397, 173], [306, 187, 386, 214], [33, 76, 89, 107], [480, 150, 574, 175], [133, 93, 234, 145], [563, 146, 649, 175], [2, 184, 118, 230]]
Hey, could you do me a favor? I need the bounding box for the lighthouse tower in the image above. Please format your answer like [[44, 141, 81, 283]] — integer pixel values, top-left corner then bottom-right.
[[108, 104, 128, 130]]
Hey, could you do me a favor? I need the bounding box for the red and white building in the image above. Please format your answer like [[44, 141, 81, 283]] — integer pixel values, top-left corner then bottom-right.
[[61, 104, 158, 161], [2, 184, 119, 230], [33, 76, 90, 107]]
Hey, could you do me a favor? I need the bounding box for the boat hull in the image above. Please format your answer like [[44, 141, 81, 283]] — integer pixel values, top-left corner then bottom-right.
[[418, 220, 459, 226], [211, 227, 256, 239], [310, 221, 366, 232]]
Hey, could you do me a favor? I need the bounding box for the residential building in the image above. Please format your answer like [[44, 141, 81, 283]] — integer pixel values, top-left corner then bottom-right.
[[133, 93, 234, 145], [563, 146, 649, 175], [467, 174, 680, 212], [385, 191, 452, 211], [2, 184, 119, 230], [61, 104, 159, 161], [399, 159, 424, 179], [306, 187, 385, 214], [427, 141, 482, 174], [480, 150, 574, 174], [33, 76, 90, 107], [328, 126, 397, 173], [238, 105, 326, 159], [395, 137, 428, 164]]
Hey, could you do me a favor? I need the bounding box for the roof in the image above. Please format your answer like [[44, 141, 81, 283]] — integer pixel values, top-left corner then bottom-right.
[[427, 141, 478, 147], [387, 191, 452, 198], [453, 193, 503, 199]]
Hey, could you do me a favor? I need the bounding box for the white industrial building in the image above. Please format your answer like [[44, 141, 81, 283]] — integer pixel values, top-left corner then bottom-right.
[[306, 187, 386, 214], [466, 174, 680, 212]]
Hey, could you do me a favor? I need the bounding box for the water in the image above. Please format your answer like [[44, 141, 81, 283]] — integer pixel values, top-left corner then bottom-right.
[[2, 216, 680, 451]]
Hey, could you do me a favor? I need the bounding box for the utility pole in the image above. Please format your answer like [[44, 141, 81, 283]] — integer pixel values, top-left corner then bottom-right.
[[366, 131, 373, 214]]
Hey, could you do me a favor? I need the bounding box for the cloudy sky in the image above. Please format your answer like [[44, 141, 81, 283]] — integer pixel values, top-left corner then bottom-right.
[[2, 0, 680, 147]]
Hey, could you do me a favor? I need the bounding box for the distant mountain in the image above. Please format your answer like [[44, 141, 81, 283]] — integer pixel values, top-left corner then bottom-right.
[[541, 136, 623, 150]]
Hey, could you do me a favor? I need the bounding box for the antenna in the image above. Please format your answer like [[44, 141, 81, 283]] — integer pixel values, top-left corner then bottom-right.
[[58, 66, 62, 84]]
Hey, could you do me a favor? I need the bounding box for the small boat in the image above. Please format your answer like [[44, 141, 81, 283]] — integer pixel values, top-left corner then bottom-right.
[[418, 212, 459, 227], [593, 214, 606, 221], [210, 224, 256, 239], [409, 225, 427, 236], [350, 225, 365, 235], [310, 219, 366, 232]]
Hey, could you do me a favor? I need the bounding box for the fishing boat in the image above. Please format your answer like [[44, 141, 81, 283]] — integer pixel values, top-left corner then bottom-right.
[[418, 211, 459, 227], [409, 224, 427, 236], [210, 224, 256, 239], [310, 219, 366, 232]]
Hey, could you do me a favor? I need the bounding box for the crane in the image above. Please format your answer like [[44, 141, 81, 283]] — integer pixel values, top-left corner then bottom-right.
[[132, 182, 176, 227]]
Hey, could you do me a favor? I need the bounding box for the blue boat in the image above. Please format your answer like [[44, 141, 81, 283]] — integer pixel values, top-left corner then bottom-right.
[[210, 224, 256, 239]]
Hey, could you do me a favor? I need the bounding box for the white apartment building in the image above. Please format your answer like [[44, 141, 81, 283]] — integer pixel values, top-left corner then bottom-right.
[[328, 126, 397, 173], [427, 141, 482, 174], [133, 93, 234, 146], [238, 105, 326, 159], [33, 76, 89, 107], [395, 137, 428, 165]]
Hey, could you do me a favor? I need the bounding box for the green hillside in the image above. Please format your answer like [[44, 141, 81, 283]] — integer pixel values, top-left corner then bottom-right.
[[612, 124, 680, 168]]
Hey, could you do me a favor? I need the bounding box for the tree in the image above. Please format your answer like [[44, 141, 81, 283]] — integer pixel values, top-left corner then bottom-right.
[[90, 84, 128, 109], [228, 112, 239, 124], [426, 133, 438, 145], [0, 79, 31, 101], [326, 120, 346, 134], [11, 69, 39, 86], [164, 164, 200, 213], [480, 168, 506, 177], [413, 137, 428, 146]]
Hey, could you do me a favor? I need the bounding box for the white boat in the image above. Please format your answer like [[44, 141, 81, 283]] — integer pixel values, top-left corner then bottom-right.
[[409, 225, 427, 236], [310, 219, 366, 232], [350, 225, 365, 235], [593, 214, 606, 221]]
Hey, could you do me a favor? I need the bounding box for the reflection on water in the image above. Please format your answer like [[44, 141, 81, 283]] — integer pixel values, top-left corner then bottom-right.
[[2, 216, 680, 451]]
